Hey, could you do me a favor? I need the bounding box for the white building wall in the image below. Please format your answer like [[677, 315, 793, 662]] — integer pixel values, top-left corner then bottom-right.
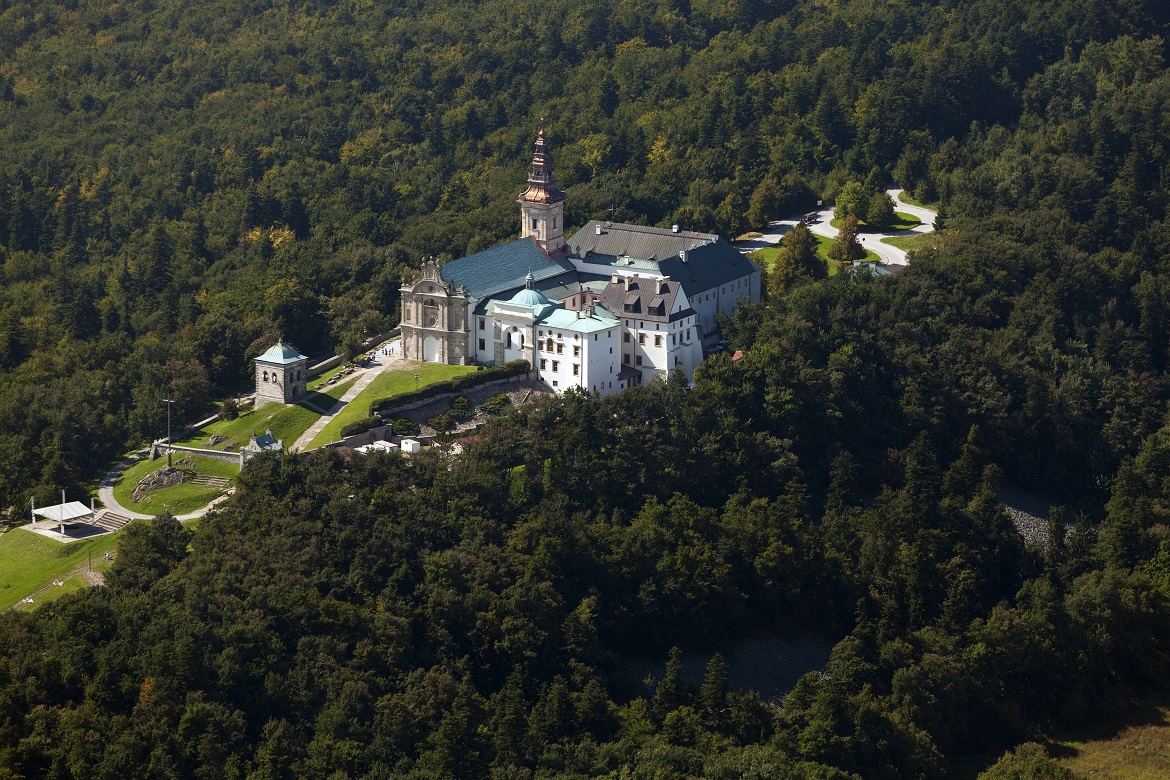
[[584, 327, 620, 397]]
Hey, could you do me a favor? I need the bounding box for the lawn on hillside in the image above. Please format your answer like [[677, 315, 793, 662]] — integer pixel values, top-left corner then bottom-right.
[[0, 527, 123, 610], [112, 454, 238, 516], [830, 211, 922, 231], [1052, 702, 1170, 778], [176, 378, 355, 452], [881, 232, 937, 252], [307, 363, 477, 449], [749, 234, 879, 275], [307, 364, 348, 390]]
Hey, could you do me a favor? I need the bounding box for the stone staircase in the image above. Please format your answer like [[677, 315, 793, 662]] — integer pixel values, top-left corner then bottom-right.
[[93, 511, 132, 532], [191, 475, 231, 487]]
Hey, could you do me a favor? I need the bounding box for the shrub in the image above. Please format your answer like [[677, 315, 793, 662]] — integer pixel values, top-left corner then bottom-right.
[[480, 393, 512, 415], [389, 417, 420, 436], [449, 395, 473, 420], [427, 413, 453, 432]]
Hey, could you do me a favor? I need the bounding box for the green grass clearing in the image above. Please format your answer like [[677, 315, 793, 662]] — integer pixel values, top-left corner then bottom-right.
[[894, 190, 937, 209], [308, 364, 349, 391], [749, 235, 877, 277], [1051, 702, 1170, 779], [0, 527, 124, 610], [112, 454, 238, 516], [175, 378, 355, 453], [830, 211, 921, 232], [881, 232, 937, 252], [308, 362, 477, 448]]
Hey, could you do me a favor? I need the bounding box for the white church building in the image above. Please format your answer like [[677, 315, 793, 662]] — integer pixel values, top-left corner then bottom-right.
[[399, 124, 761, 395]]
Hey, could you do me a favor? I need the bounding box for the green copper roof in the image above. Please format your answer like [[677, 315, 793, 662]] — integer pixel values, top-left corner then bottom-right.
[[508, 286, 554, 308], [257, 339, 308, 365], [539, 304, 620, 333]]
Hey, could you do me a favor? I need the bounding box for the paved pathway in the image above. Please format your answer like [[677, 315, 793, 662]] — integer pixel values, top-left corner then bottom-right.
[[736, 189, 937, 268], [291, 337, 405, 451], [96, 451, 234, 523], [93, 339, 407, 523]]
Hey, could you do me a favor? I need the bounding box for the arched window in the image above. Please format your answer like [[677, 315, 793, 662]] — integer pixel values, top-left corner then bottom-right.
[[424, 298, 437, 307], [263, 371, 268, 382], [517, 333, 524, 348], [505, 332, 512, 349]]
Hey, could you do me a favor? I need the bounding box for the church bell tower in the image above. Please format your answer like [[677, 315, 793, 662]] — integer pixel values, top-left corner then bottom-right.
[[518, 120, 567, 254]]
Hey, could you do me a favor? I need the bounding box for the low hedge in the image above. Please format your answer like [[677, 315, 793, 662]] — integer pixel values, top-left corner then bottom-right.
[[368, 360, 530, 415], [340, 416, 386, 438]]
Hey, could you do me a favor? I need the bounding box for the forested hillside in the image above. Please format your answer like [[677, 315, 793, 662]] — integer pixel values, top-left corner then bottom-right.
[[1, 0, 1168, 505], [4, 0, 1170, 775]]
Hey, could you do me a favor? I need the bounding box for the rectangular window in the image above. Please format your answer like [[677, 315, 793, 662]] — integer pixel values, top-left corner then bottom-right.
[[540, 358, 547, 370], [636, 355, 643, 366], [532, 218, 538, 230], [478, 338, 485, 351], [654, 335, 662, 347], [552, 361, 559, 371], [478, 318, 485, 331], [553, 216, 558, 228], [622, 354, 629, 365], [623, 333, 630, 343], [556, 343, 563, 354], [686, 328, 691, 339], [404, 309, 411, 322], [573, 364, 579, 376], [638, 333, 645, 344], [553, 380, 558, 387], [671, 334, 676, 346], [573, 346, 579, 357]]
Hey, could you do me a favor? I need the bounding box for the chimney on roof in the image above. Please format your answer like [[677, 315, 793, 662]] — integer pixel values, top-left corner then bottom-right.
[[595, 223, 602, 235], [680, 249, 688, 263], [672, 224, 679, 233]]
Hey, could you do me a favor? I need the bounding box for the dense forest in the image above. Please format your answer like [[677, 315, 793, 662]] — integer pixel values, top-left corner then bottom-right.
[[4, 0, 1170, 776]]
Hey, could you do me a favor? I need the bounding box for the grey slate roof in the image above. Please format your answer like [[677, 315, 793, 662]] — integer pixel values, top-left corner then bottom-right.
[[567, 221, 761, 298], [442, 237, 574, 302], [596, 277, 693, 323], [568, 221, 717, 261], [655, 239, 762, 299]]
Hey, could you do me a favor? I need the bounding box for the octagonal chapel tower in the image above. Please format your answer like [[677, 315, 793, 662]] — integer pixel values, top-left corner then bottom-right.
[[518, 120, 567, 254]]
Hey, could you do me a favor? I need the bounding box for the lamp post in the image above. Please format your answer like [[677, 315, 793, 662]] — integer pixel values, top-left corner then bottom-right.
[[414, 373, 421, 392], [163, 399, 174, 467]]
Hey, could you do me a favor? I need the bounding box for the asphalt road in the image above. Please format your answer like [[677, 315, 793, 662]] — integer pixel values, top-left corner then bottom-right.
[[737, 189, 937, 267]]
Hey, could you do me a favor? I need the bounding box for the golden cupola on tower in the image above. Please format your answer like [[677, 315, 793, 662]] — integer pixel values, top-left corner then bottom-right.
[[518, 120, 568, 253]]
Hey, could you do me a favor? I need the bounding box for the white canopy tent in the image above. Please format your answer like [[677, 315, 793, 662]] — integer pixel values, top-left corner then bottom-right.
[[31, 498, 94, 535]]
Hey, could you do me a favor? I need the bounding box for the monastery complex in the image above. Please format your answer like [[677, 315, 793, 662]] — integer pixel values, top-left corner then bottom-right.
[[398, 125, 763, 396]]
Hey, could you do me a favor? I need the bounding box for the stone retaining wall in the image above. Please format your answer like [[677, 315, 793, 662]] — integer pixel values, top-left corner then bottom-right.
[[150, 442, 244, 468]]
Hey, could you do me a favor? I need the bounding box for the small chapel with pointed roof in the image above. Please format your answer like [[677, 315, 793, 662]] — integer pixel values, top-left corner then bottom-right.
[[398, 124, 762, 396]]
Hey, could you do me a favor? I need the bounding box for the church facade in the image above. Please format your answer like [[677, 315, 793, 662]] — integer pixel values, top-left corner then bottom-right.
[[399, 125, 762, 395]]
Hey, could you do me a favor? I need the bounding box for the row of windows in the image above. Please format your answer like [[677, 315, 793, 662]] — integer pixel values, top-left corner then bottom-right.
[[538, 359, 580, 376], [261, 369, 302, 383]]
